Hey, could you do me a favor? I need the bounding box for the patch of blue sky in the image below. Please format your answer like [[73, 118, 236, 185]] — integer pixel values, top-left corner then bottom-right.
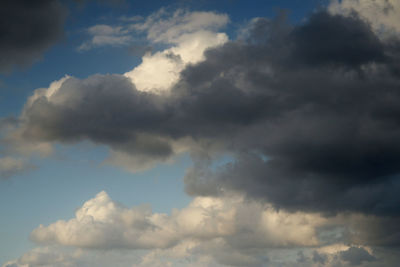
[[0, 141, 192, 265]]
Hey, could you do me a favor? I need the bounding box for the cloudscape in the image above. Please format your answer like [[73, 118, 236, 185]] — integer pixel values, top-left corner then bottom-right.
[[1, 0, 400, 266]]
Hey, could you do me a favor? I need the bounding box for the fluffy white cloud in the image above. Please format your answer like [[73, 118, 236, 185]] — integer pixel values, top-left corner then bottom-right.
[[30, 191, 326, 251], [77, 9, 229, 92], [9, 190, 398, 266], [125, 9, 229, 92]]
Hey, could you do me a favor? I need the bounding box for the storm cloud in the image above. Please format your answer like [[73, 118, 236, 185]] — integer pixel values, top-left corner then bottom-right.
[[0, 0, 67, 73], [12, 9, 400, 219]]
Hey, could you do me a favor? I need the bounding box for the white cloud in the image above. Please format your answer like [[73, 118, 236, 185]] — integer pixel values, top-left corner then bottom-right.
[[78, 9, 229, 93], [3, 243, 382, 267], [2, 247, 76, 267], [124, 9, 229, 93], [130, 9, 229, 44], [78, 24, 132, 51], [8, 190, 400, 266], [30, 191, 326, 251], [1, 246, 145, 267]]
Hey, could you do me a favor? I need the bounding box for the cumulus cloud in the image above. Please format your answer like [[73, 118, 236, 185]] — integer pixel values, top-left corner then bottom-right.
[[78, 9, 229, 91], [124, 9, 229, 92], [0, 0, 67, 73], [5, 191, 400, 267], [3, 4, 400, 265], [4, 9, 229, 173], [30, 191, 326, 250], [5, 7, 400, 215]]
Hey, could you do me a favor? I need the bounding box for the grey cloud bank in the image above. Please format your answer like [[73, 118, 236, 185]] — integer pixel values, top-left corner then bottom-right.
[[16, 10, 400, 217]]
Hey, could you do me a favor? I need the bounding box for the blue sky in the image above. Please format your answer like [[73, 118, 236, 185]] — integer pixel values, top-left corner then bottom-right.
[[1, 0, 400, 266]]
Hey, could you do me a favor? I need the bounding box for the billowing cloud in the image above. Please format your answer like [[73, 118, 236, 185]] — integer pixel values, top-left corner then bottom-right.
[[5, 191, 400, 267], [0, 0, 66, 73], [11, 8, 400, 216], [30, 191, 325, 250], [3, 4, 400, 266], [78, 9, 229, 93], [125, 9, 229, 92]]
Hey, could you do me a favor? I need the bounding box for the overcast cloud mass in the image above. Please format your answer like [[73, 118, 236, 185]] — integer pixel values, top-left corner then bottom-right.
[[2, 0, 400, 266]]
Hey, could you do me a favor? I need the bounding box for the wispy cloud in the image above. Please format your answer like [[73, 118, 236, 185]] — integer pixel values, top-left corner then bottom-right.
[[0, 156, 34, 179]]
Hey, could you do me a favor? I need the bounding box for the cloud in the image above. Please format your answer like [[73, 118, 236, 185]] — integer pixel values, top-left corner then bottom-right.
[[124, 9, 229, 92], [1, 246, 143, 267], [4, 9, 229, 172], [291, 11, 385, 67], [340, 246, 377, 266], [7, 191, 400, 267], [312, 250, 327, 265], [78, 9, 229, 91], [124, 29, 228, 92], [2, 247, 76, 267], [3, 9, 400, 265], [178, 11, 400, 216], [4, 3, 400, 267], [0, 0, 67, 73], [77, 9, 229, 93], [6, 8, 400, 215], [130, 8, 229, 44], [329, 0, 400, 37], [0, 156, 33, 179], [78, 24, 133, 51], [30, 191, 326, 251]]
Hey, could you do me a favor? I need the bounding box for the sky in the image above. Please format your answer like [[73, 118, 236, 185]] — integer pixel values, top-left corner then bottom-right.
[[1, 0, 400, 266]]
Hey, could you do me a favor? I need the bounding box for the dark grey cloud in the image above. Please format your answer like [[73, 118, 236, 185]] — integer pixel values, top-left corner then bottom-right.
[[348, 215, 400, 247], [0, 0, 67, 73], [13, 10, 400, 221], [312, 251, 327, 265], [181, 11, 400, 217], [340, 247, 376, 266], [20, 74, 174, 162], [291, 11, 385, 67]]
